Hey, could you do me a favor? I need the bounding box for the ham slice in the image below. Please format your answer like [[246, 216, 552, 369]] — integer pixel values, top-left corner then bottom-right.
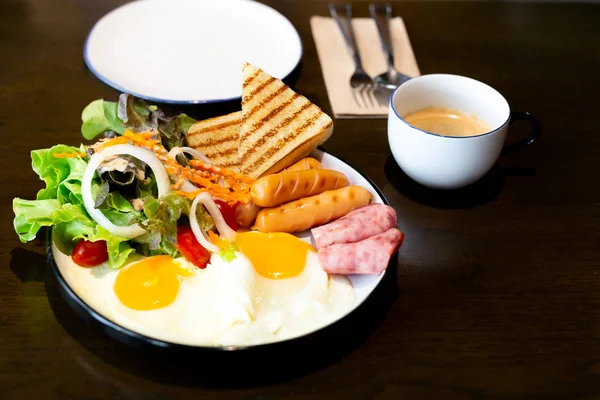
[[311, 204, 397, 249], [318, 228, 404, 275]]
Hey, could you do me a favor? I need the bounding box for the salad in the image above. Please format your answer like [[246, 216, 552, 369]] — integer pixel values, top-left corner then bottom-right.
[[13, 94, 250, 269]]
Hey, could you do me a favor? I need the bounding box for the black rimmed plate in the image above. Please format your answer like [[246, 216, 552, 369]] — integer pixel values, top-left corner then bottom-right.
[[48, 149, 397, 355], [84, 0, 302, 104]]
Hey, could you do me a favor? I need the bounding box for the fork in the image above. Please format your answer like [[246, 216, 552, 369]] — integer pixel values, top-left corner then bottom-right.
[[369, 3, 412, 89], [328, 3, 378, 108]]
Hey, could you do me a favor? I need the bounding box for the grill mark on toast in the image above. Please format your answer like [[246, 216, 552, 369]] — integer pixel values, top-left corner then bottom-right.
[[240, 93, 303, 142], [242, 101, 313, 148], [187, 119, 240, 138], [203, 147, 237, 158], [241, 110, 321, 175], [242, 70, 260, 88], [189, 135, 238, 147], [243, 77, 276, 103], [217, 160, 239, 169], [244, 84, 287, 121]]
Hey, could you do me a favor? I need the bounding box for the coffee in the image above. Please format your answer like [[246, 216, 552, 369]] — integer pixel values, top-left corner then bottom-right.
[[403, 107, 490, 137]]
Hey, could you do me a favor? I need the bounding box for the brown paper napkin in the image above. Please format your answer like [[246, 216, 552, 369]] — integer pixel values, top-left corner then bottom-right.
[[311, 16, 421, 119]]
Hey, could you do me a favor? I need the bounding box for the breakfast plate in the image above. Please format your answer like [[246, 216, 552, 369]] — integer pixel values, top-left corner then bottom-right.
[[84, 0, 302, 104], [16, 64, 403, 354], [47, 148, 391, 352]]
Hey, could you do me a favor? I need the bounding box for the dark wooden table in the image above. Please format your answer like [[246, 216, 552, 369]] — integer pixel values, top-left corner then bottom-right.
[[2, 0, 600, 398]]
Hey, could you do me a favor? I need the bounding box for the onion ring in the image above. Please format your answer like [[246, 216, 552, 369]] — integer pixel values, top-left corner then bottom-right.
[[190, 192, 237, 253], [81, 144, 171, 239]]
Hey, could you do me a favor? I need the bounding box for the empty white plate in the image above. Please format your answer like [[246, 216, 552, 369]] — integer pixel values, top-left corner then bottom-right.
[[84, 0, 303, 104]]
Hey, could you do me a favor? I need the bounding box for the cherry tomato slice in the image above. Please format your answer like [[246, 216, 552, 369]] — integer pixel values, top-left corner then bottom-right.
[[72, 239, 108, 267], [176, 225, 211, 269], [214, 200, 238, 231]]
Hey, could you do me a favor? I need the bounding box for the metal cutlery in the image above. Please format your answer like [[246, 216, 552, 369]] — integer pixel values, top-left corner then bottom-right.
[[369, 3, 412, 89], [328, 3, 379, 108]]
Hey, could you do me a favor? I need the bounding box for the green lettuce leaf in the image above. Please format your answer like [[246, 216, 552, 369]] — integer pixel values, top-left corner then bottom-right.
[[81, 100, 125, 140], [13, 198, 81, 242], [101, 191, 137, 213], [156, 111, 197, 150], [13, 144, 138, 269], [14, 197, 132, 269], [135, 193, 191, 255], [118, 93, 197, 150], [95, 227, 136, 269], [31, 145, 87, 201], [94, 180, 111, 208], [98, 191, 140, 226], [219, 242, 239, 263], [177, 114, 197, 134], [136, 175, 158, 199], [133, 192, 214, 257], [80, 94, 197, 149]]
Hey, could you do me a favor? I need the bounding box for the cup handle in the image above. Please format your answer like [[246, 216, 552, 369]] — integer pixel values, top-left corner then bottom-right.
[[501, 111, 541, 155]]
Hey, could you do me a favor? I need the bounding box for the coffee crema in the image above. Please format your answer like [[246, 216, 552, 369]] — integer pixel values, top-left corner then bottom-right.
[[402, 107, 490, 137]]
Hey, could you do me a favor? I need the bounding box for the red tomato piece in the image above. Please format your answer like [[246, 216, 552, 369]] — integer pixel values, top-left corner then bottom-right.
[[214, 200, 238, 231], [72, 239, 108, 267], [176, 225, 211, 269]]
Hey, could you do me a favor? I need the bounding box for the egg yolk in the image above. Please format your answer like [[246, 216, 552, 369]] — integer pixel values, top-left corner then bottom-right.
[[235, 232, 315, 279], [114, 255, 192, 310]]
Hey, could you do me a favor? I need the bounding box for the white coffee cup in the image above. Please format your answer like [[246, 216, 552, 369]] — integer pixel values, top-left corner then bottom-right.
[[387, 74, 540, 189]]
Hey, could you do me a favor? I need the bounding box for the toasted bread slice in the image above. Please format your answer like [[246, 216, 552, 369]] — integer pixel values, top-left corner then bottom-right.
[[237, 63, 333, 178], [186, 111, 242, 171]]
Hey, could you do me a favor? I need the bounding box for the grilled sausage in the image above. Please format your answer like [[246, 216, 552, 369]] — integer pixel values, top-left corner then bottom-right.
[[235, 201, 261, 228], [253, 186, 373, 233], [251, 169, 349, 208], [282, 157, 323, 172]]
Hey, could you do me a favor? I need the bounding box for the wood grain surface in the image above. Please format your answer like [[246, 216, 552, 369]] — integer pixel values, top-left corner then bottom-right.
[[2, 0, 600, 398]]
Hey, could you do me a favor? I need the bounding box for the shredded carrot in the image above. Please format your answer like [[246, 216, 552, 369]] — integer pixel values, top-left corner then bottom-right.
[[123, 130, 161, 149], [176, 189, 207, 199], [190, 160, 254, 184], [97, 136, 131, 148], [139, 132, 156, 139], [53, 152, 86, 158], [208, 230, 227, 249]]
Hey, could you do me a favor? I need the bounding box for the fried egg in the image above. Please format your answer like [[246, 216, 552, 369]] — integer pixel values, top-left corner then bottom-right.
[[105, 254, 256, 343], [53, 232, 355, 347], [218, 232, 355, 345], [235, 231, 315, 279]]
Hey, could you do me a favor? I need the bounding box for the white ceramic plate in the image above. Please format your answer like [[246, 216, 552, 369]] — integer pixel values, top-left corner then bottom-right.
[[84, 0, 302, 104], [49, 149, 389, 350]]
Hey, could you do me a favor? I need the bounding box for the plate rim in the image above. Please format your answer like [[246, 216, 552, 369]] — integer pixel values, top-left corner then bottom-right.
[[83, 0, 304, 105], [47, 147, 392, 352]]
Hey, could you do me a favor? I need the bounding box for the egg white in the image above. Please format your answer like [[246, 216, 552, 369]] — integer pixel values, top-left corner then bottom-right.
[[53, 242, 355, 347], [216, 251, 355, 346]]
